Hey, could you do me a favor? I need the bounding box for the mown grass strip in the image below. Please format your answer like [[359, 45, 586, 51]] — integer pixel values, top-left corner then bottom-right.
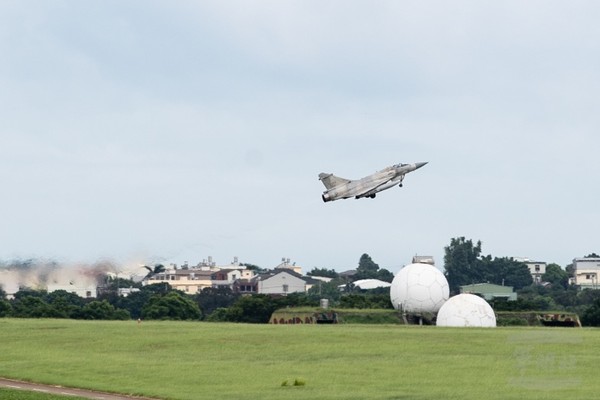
[[0, 388, 87, 400]]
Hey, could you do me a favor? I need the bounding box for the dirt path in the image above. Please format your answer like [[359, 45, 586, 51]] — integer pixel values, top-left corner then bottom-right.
[[0, 378, 162, 400]]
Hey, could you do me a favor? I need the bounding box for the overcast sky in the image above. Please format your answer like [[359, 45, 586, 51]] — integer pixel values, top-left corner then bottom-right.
[[1, 1, 599, 274]]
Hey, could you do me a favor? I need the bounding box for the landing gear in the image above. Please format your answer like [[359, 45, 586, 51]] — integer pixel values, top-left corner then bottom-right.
[[399, 183, 403, 187], [369, 194, 376, 199]]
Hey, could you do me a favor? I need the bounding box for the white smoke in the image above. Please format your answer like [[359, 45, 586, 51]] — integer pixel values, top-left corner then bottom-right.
[[0, 259, 142, 295]]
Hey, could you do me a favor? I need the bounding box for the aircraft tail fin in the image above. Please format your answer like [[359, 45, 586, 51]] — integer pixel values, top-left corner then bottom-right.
[[319, 173, 350, 190]]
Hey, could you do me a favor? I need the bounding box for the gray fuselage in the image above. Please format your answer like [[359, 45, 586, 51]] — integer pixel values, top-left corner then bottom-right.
[[319, 162, 427, 202]]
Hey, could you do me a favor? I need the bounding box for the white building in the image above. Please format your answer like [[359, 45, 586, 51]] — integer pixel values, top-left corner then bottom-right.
[[144, 269, 214, 294], [525, 261, 547, 284], [572, 257, 600, 289], [254, 270, 308, 295], [144, 257, 256, 294], [211, 268, 255, 289], [515, 258, 547, 284]]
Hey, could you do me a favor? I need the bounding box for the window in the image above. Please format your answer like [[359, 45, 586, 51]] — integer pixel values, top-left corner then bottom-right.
[[535, 265, 540, 272], [283, 284, 289, 293]]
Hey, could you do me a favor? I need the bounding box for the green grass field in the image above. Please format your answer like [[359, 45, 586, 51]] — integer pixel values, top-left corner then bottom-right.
[[0, 389, 87, 400], [0, 319, 598, 400]]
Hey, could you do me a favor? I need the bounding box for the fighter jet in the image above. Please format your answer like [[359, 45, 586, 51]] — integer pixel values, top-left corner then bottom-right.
[[318, 162, 427, 202]]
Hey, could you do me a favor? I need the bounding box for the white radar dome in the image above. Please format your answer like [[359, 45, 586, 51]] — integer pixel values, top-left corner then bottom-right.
[[436, 293, 496, 327], [389, 263, 449, 313]]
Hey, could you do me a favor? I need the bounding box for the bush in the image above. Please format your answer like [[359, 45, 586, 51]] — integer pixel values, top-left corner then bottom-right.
[[205, 307, 230, 322], [142, 292, 201, 320], [224, 295, 277, 323], [496, 317, 529, 326], [80, 300, 130, 320], [581, 299, 600, 326], [0, 299, 11, 317]]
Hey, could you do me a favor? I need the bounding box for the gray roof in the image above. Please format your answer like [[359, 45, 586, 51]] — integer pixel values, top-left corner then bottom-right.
[[252, 269, 320, 285]]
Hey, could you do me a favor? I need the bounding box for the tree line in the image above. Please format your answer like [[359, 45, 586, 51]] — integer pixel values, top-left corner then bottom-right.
[[0, 283, 392, 323], [4, 243, 600, 325], [444, 236, 600, 325], [0, 253, 394, 323]]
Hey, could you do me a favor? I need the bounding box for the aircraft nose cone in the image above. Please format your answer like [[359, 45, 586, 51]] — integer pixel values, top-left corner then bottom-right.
[[415, 162, 428, 169]]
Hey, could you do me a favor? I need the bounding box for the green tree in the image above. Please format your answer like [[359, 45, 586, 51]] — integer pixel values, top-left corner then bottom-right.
[[0, 286, 10, 317], [480, 256, 532, 290], [306, 280, 342, 303], [356, 254, 379, 277], [376, 268, 394, 283], [11, 295, 62, 318], [582, 298, 600, 326], [368, 291, 395, 309], [542, 263, 569, 288], [443, 237, 483, 293], [142, 291, 201, 320], [46, 290, 86, 318], [550, 286, 578, 308], [194, 287, 239, 318], [339, 294, 371, 309], [338, 290, 394, 309], [13, 288, 47, 300], [0, 299, 11, 317], [565, 263, 574, 279], [141, 282, 171, 295], [275, 292, 318, 308], [80, 300, 130, 320], [112, 283, 171, 319], [307, 268, 339, 278], [205, 307, 230, 322], [354, 254, 394, 282], [114, 290, 149, 319], [223, 295, 277, 323], [575, 289, 600, 307]]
